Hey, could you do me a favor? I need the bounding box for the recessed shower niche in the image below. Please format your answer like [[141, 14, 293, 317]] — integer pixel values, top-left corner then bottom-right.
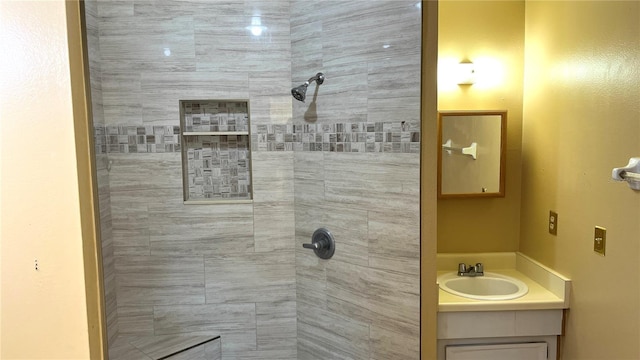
[[180, 100, 252, 203]]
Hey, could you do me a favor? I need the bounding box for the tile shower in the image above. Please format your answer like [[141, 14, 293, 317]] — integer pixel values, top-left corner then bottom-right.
[[86, 0, 421, 359]]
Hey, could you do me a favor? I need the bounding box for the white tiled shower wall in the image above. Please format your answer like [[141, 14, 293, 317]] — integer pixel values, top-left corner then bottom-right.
[[87, 0, 421, 359]]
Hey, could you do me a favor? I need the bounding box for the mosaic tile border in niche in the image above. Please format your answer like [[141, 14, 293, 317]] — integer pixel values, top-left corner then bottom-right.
[[94, 120, 420, 154], [183, 101, 249, 133], [186, 135, 251, 200]]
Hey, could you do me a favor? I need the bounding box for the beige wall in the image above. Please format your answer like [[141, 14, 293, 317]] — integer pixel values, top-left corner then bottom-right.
[[437, 0, 525, 252], [0, 1, 92, 358], [521, 1, 639, 359]]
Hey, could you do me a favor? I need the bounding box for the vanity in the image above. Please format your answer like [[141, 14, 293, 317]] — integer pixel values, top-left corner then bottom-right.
[[437, 252, 571, 360]]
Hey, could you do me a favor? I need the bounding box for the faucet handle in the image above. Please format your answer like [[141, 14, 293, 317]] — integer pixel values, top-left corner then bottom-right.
[[458, 263, 467, 274], [475, 263, 484, 273]]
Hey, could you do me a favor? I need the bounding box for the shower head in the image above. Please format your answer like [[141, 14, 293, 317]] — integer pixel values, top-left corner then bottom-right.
[[291, 84, 308, 102], [291, 72, 325, 102]]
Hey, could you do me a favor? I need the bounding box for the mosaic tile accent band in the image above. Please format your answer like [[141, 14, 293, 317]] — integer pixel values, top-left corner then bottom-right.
[[94, 121, 420, 155], [186, 135, 251, 200], [250, 121, 420, 153], [94, 125, 181, 154]]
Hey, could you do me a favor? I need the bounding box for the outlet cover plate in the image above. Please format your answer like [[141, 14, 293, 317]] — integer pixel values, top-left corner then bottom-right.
[[549, 211, 558, 235]]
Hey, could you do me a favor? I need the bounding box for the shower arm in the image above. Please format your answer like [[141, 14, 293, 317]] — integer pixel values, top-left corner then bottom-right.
[[306, 72, 325, 86]]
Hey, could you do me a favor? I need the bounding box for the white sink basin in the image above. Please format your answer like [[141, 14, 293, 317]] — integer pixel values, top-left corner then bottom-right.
[[438, 272, 529, 300]]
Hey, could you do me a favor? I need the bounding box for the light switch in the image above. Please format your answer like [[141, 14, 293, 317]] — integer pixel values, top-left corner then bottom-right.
[[594, 226, 606, 256]]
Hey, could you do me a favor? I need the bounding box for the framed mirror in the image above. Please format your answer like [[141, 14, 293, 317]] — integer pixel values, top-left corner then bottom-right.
[[437, 110, 507, 198]]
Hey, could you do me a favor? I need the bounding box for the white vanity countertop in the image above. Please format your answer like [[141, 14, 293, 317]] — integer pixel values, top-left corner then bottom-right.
[[437, 252, 571, 312]]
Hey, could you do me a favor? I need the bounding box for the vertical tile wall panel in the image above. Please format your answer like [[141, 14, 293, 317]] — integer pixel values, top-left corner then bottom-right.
[[91, 1, 297, 358], [368, 208, 421, 275], [85, 0, 119, 346], [292, 152, 325, 205], [195, 10, 291, 74], [297, 303, 370, 360], [256, 301, 297, 352], [323, 152, 420, 211], [315, 203, 369, 267], [204, 251, 295, 304], [100, 72, 143, 126], [248, 95, 292, 125], [157, 345, 208, 360], [108, 338, 153, 360], [107, 153, 183, 192], [125, 335, 221, 360], [114, 255, 205, 306], [116, 306, 154, 336], [141, 72, 249, 124], [205, 338, 222, 360], [148, 202, 255, 256], [161, 339, 222, 360], [97, 1, 133, 18], [220, 349, 298, 360], [369, 324, 420, 360], [110, 189, 151, 257], [253, 201, 295, 252], [251, 151, 295, 203], [153, 303, 257, 353], [292, 1, 421, 359]]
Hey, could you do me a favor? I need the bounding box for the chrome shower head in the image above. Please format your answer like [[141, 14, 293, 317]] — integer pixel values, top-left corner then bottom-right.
[[291, 84, 308, 102], [291, 72, 324, 102]]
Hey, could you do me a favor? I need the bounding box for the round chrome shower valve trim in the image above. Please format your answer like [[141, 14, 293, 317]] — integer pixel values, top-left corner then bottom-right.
[[302, 228, 335, 259]]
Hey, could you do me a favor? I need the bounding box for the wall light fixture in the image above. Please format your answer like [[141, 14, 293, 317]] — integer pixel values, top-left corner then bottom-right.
[[457, 62, 475, 85]]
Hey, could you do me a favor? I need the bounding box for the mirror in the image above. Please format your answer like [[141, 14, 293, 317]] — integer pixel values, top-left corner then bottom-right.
[[438, 111, 507, 198]]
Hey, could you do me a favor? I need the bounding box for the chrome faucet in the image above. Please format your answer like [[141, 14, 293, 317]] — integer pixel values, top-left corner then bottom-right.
[[457, 262, 484, 277]]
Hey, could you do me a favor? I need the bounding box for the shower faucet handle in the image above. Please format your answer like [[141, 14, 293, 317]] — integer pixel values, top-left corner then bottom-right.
[[302, 228, 335, 260], [302, 241, 321, 250]]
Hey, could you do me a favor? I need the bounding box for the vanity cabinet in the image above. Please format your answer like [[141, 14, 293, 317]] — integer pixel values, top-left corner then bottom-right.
[[437, 309, 563, 360], [436, 253, 571, 360], [445, 342, 547, 360]]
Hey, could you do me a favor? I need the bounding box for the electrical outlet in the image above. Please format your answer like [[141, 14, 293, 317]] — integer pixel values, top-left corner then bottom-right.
[[594, 226, 606, 256], [549, 211, 558, 235]]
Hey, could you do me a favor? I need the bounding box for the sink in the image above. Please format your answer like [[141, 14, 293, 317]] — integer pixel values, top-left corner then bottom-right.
[[438, 272, 529, 300]]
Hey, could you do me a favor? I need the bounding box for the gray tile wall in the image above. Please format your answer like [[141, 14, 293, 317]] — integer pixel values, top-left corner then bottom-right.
[[106, 151, 296, 359], [84, 0, 119, 345], [291, 1, 422, 359], [89, 1, 421, 359], [92, 1, 297, 358]]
